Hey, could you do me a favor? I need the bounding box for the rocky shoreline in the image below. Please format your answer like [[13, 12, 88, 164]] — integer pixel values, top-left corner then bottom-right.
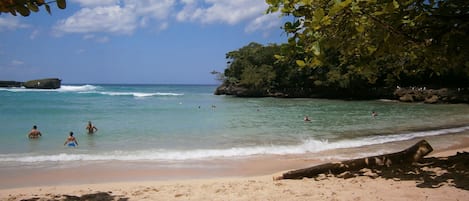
[[215, 84, 469, 104]]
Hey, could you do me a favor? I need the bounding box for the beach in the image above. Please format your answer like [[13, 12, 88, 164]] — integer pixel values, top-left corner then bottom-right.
[[1, 85, 469, 200], [1, 133, 468, 201]]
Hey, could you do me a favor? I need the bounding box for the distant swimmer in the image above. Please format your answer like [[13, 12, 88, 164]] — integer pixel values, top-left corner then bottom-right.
[[304, 116, 311, 122], [371, 111, 378, 119], [86, 121, 98, 134], [64, 131, 78, 147], [28, 125, 42, 139]]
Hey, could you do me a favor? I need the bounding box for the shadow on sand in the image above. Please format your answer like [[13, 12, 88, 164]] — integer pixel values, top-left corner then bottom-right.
[[21, 192, 129, 201], [350, 152, 469, 190]]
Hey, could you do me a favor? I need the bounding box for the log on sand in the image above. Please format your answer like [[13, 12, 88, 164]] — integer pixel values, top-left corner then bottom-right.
[[274, 140, 433, 180]]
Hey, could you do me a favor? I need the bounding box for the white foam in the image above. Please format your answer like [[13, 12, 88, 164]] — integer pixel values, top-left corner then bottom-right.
[[0, 85, 98, 92], [0, 84, 183, 97], [98, 91, 183, 97], [58, 85, 98, 92]]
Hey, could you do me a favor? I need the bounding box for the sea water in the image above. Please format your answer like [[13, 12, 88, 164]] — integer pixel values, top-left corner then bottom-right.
[[1, 84, 469, 166]]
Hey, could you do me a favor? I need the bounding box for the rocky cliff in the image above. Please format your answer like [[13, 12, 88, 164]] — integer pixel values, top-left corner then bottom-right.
[[23, 78, 61, 89], [0, 81, 22, 88]]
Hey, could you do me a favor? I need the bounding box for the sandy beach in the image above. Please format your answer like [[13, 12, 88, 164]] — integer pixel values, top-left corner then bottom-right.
[[1, 134, 468, 201]]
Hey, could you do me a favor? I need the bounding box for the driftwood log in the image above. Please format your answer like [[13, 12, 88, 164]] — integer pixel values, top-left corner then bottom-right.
[[274, 140, 433, 180]]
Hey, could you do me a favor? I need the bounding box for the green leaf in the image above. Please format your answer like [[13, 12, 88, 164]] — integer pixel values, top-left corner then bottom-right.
[[9, 9, 17, 16], [393, 0, 399, 9], [373, 11, 384, 16], [311, 41, 321, 56], [313, 8, 324, 22], [367, 46, 377, 54], [27, 2, 39, 12], [45, 4, 51, 15], [321, 16, 331, 25], [16, 5, 30, 16], [356, 24, 365, 33], [274, 54, 284, 60], [296, 60, 306, 67], [57, 0, 66, 9]]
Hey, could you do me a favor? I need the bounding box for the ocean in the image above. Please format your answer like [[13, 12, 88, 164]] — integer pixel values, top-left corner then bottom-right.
[[1, 84, 469, 167]]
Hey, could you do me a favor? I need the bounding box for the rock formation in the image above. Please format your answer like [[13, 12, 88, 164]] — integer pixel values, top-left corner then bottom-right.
[[22, 78, 61, 89]]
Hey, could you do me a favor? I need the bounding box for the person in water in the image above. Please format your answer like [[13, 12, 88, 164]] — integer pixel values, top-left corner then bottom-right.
[[64, 131, 78, 147], [28, 125, 42, 138], [86, 121, 98, 134], [371, 111, 378, 119], [304, 115, 311, 122]]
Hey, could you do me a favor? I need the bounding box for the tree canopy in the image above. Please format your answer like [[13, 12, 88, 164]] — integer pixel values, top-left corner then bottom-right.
[[0, 0, 66, 16], [216, 0, 468, 99], [264, 0, 469, 88]]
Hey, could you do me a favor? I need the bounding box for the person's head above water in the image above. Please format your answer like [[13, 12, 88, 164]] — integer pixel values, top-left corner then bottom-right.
[[69, 131, 74, 136]]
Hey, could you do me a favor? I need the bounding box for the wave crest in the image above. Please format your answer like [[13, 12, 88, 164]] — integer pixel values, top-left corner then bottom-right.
[[98, 92, 183, 97], [59, 85, 98, 92]]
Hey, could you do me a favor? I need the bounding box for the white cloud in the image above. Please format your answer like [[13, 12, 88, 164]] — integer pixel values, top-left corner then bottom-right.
[[76, 49, 86, 54], [0, 17, 29, 31], [176, 0, 267, 25], [11, 60, 25, 65], [71, 0, 119, 7], [30, 30, 39, 40], [159, 22, 169, 31], [82, 34, 110, 43], [245, 12, 281, 33], [95, 36, 110, 43], [54, 5, 137, 35], [130, 0, 175, 20], [54, 0, 176, 35], [54, 0, 280, 35]]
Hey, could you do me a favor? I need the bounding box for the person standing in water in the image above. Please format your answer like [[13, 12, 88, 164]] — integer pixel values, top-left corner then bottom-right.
[[64, 131, 78, 147], [371, 111, 378, 119], [28, 125, 42, 139], [86, 121, 98, 134]]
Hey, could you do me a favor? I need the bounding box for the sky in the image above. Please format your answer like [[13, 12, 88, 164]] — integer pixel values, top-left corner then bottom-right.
[[0, 0, 288, 84]]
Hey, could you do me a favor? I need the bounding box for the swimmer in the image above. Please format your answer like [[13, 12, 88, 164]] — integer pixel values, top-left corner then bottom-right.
[[64, 131, 78, 147], [86, 121, 98, 134], [28, 125, 42, 139], [371, 111, 378, 118], [304, 116, 311, 122]]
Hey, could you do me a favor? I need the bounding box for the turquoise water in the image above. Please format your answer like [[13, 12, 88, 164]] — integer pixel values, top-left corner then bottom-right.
[[1, 84, 469, 164]]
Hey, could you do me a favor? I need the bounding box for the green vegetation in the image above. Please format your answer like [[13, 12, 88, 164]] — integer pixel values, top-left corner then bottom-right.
[[0, 0, 66, 16], [216, 0, 468, 98]]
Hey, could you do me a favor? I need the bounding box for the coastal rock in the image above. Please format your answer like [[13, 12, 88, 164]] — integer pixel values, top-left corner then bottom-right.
[[214, 83, 266, 97], [399, 94, 414, 102], [23, 78, 61, 89], [424, 95, 439, 104], [394, 87, 469, 103], [215, 82, 469, 104], [0, 80, 22, 87]]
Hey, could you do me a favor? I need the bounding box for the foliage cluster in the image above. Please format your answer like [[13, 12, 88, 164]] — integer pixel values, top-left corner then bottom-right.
[[265, 0, 469, 89], [217, 42, 320, 94], [216, 0, 468, 97], [0, 0, 66, 16]]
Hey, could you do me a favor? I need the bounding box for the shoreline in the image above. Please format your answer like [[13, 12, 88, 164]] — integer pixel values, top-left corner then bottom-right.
[[0, 132, 468, 189], [1, 133, 468, 200]]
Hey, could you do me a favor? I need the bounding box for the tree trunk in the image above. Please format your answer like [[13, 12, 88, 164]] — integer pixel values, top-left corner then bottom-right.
[[274, 140, 433, 180]]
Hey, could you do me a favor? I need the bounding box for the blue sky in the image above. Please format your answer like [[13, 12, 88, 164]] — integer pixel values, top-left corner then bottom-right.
[[0, 0, 288, 84]]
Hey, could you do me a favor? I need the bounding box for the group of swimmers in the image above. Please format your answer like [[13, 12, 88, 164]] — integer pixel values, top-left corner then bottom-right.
[[28, 121, 98, 147]]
